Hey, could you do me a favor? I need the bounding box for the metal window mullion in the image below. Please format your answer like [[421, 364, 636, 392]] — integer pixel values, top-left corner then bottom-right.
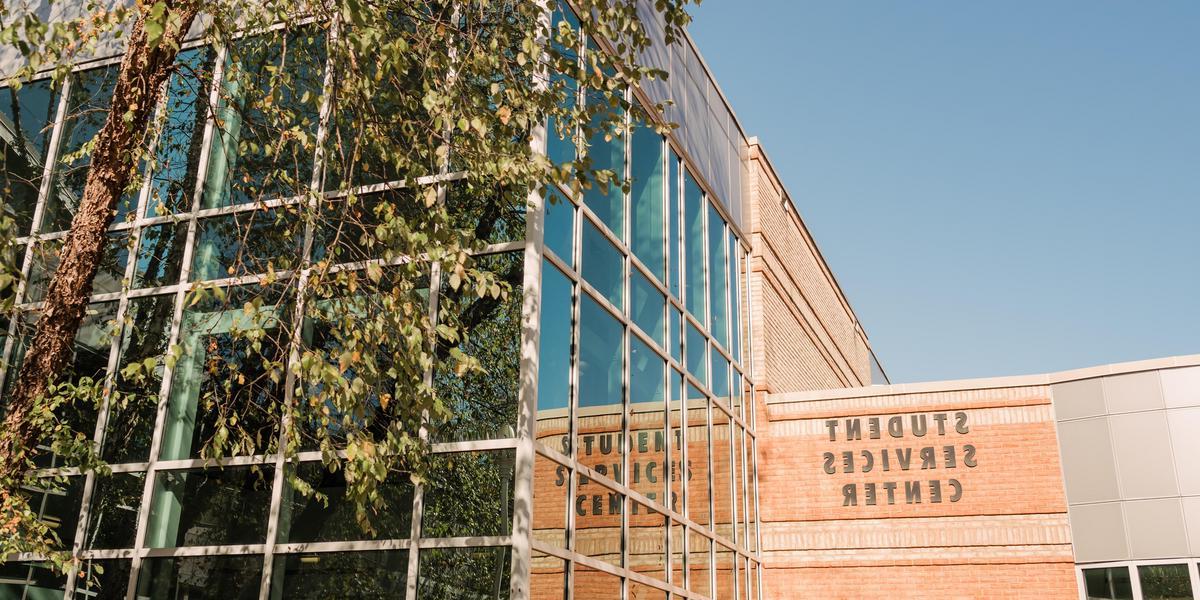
[[123, 42, 229, 600]]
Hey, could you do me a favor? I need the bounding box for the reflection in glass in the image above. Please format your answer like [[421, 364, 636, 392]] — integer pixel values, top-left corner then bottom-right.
[[682, 169, 705, 324], [146, 46, 217, 217], [629, 500, 667, 582], [270, 550, 407, 599], [711, 408, 733, 537], [434, 252, 523, 443], [84, 472, 144, 549], [203, 28, 325, 208], [161, 286, 287, 460], [631, 268, 664, 346], [145, 465, 273, 548], [711, 353, 730, 406], [0, 560, 67, 599], [582, 100, 624, 240], [277, 462, 413, 543], [715, 543, 735, 599], [669, 370, 685, 515], [669, 153, 681, 298], [0, 79, 59, 236], [544, 187, 574, 265], [417, 546, 511, 600], [447, 181, 525, 245], [529, 551, 567, 600], [136, 555, 263, 600], [688, 530, 711, 597], [688, 386, 711, 527], [669, 307, 682, 364], [728, 231, 742, 365], [575, 476, 622, 568], [74, 558, 132, 600], [574, 563, 621, 598], [1137, 564, 1193, 600], [631, 123, 664, 281], [630, 337, 665, 505], [533, 454, 569, 549], [708, 203, 728, 349], [581, 219, 623, 310], [191, 209, 300, 281], [43, 64, 121, 232], [421, 450, 515, 538], [1083, 567, 1133, 600], [578, 294, 622, 409], [538, 262, 573, 415], [134, 222, 188, 288], [686, 322, 707, 387], [104, 294, 174, 463], [27, 476, 84, 548]]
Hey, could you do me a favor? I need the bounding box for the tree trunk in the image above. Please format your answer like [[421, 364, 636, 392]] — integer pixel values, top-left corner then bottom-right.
[[0, 3, 199, 489]]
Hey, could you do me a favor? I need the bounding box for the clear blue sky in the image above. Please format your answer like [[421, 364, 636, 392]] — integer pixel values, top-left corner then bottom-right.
[[688, 2, 1200, 383]]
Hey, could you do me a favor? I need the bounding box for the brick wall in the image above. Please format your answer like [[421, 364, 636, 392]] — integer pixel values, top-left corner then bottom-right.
[[758, 384, 1079, 599], [746, 143, 872, 393]]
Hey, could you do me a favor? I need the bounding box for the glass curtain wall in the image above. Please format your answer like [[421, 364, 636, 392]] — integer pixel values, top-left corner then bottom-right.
[[531, 4, 760, 599], [0, 23, 522, 600]]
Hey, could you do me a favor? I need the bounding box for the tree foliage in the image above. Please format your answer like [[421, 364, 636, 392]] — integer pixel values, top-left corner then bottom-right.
[[0, 0, 695, 580]]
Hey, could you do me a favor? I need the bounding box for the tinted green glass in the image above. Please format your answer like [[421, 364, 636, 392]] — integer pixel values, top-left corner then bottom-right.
[[708, 203, 728, 348], [582, 93, 624, 239], [0, 79, 59, 236], [26, 233, 128, 302], [74, 559, 132, 600], [578, 294, 622, 409], [544, 186, 574, 264], [134, 222, 188, 288], [683, 169, 705, 323], [271, 551, 408, 599], [581, 218, 623, 310], [191, 209, 301, 281], [728, 230, 742, 363], [145, 466, 273, 547], [1138, 564, 1193, 600], [669, 153, 681, 298], [631, 123, 665, 281], [669, 306, 682, 364], [631, 268, 665, 346], [104, 294, 174, 463], [1084, 566, 1133, 600], [446, 181, 525, 245], [421, 450, 515, 538], [537, 262, 573, 412]]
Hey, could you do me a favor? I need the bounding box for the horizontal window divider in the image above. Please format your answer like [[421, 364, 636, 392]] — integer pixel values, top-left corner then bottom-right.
[[628, 254, 668, 296], [414, 535, 512, 549], [142, 544, 267, 558], [577, 201, 625, 252], [624, 565, 687, 597], [151, 454, 277, 471], [76, 548, 138, 560], [578, 279, 622, 322], [429, 437, 518, 454], [542, 246, 576, 280], [534, 441, 572, 466], [272, 539, 413, 555]]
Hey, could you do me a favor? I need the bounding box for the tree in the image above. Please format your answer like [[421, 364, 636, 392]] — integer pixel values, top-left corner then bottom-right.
[[0, 0, 695, 581]]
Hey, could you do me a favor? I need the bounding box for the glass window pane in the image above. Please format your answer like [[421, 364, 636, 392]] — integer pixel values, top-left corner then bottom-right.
[[728, 231, 742, 364], [191, 209, 301, 281], [1138, 564, 1193, 600], [74, 558, 132, 600], [146, 46, 217, 217], [136, 555, 263, 600], [530, 551, 567, 600], [84, 472, 144, 549], [433, 251, 523, 443], [537, 262, 572, 451], [582, 103, 624, 240], [575, 564, 621, 598], [417, 546, 511, 600], [1083, 566, 1133, 600], [631, 268, 664, 347], [631, 123, 665, 282], [708, 203, 728, 348], [688, 530, 711, 597], [104, 294, 174, 463], [26, 233, 127, 302], [145, 465, 273, 548], [630, 338, 665, 406], [203, 28, 325, 208], [712, 408, 734, 538], [630, 338, 666, 506], [421, 450, 515, 538], [43, 64, 121, 232], [161, 286, 288, 460], [715, 543, 735, 600], [686, 322, 706, 387], [711, 353, 730, 406], [687, 388, 711, 527], [544, 187, 574, 265], [669, 370, 684, 515], [682, 169, 705, 324], [630, 499, 668, 582], [578, 294, 622, 410], [277, 462, 413, 543], [533, 454, 568, 549], [447, 181, 525, 245], [0, 79, 59, 236], [0, 560, 67, 599], [28, 475, 84, 548], [669, 307, 682, 364], [544, 6, 579, 170], [134, 222, 188, 288], [668, 153, 681, 299], [575, 475, 622, 568], [270, 550, 407, 599], [581, 218, 623, 310]]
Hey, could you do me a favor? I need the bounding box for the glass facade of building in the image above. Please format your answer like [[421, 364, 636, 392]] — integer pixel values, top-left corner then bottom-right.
[[0, 5, 759, 600]]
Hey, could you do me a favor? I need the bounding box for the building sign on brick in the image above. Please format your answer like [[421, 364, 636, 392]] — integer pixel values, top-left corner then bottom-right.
[[822, 411, 978, 507]]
